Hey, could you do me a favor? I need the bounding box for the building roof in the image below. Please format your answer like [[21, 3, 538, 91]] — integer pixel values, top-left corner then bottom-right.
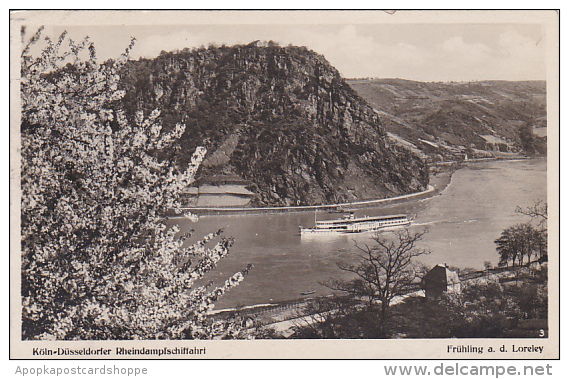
[[423, 264, 460, 287]]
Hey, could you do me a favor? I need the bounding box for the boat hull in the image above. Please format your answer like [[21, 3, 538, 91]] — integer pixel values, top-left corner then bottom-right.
[[300, 220, 411, 235]]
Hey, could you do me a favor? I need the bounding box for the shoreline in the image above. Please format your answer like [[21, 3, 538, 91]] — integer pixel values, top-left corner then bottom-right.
[[208, 262, 543, 329], [181, 184, 437, 216], [180, 167, 452, 216], [176, 155, 538, 216]]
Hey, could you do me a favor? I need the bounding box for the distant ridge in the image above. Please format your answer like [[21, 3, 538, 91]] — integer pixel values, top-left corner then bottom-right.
[[347, 78, 547, 160]]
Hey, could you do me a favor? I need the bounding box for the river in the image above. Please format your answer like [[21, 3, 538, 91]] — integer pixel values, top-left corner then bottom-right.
[[173, 158, 547, 309]]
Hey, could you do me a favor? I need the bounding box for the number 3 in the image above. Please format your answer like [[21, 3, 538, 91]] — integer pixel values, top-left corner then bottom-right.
[[539, 329, 545, 337]]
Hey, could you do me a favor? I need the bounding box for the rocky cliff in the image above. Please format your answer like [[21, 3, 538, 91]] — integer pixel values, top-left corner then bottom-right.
[[119, 42, 429, 206]]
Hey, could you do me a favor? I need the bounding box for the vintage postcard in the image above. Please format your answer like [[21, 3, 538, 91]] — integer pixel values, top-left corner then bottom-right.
[[9, 10, 559, 359]]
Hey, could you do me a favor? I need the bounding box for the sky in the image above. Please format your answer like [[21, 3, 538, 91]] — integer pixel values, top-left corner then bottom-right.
[[23, 15, 548, 82]]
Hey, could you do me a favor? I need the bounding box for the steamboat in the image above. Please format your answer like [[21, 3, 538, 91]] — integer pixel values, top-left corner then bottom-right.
[[300, 213, 411, 235]]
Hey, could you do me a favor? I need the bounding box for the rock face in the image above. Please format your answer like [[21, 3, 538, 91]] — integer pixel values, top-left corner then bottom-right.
[[120, 42, 428, 206]]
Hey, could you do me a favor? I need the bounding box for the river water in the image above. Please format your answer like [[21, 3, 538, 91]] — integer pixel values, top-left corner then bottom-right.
[[173, 158, 547, 309]]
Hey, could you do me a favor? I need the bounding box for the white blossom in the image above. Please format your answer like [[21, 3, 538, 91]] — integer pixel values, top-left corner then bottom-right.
[[21, 29, 249, 340]]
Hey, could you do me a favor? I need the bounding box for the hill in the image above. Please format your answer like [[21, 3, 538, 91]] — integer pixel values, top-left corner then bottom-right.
[[346, 78, 547, 161], [118, 43, 428, 206]]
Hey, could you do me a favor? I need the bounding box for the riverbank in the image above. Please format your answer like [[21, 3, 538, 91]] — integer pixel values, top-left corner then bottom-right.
[[177, 156, 536, 216], [428, 165, 455, 194], [178, 164, 455, 216], [182, 184, 436, 215], [209, 261, 547, 338]]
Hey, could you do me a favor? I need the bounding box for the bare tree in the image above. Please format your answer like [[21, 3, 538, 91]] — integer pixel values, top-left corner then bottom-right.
[[325, 229, 429, 337], [516, 200, 548, 229]]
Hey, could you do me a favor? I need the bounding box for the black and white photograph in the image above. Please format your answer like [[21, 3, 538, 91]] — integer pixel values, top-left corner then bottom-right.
[[9, 10, 559, 359]]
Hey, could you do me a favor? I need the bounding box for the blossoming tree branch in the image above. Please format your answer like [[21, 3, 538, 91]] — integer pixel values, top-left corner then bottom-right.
[[20, 27, 249, 340]]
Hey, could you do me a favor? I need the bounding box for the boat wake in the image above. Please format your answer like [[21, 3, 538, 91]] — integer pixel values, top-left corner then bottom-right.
[[412, 219, 450, 227]]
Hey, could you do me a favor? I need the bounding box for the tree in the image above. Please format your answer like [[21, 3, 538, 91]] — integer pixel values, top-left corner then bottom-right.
[[325, 229, 429, 337], [20, 28, 249, 340], [517, 124, 547, 155], [516, 200, 547, 230], [517, 124, 536, 154], [494, 223, 545, 267], [517, 200, 548, 262], [495, 200, 548, 268]]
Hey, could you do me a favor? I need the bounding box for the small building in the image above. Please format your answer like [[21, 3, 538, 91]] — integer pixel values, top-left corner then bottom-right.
[[422, 264, 461, 300]]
